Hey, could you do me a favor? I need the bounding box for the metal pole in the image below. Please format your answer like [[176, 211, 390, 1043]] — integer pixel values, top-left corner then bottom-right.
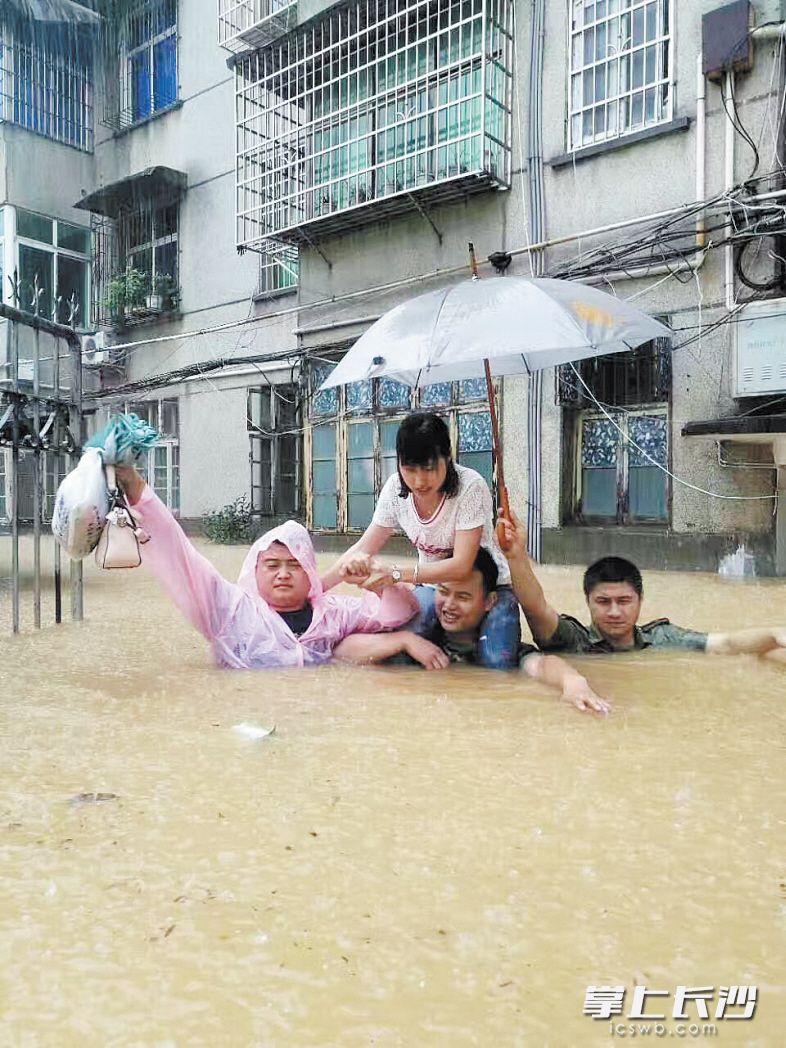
[[10, 307, 19, 634], [32, 324, 41, 629], [53, 336, 62, 624], [70, 337, 83, 623]]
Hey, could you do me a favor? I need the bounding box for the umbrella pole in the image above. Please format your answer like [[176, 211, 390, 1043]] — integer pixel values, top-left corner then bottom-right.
[[484, 359, 512, 548]]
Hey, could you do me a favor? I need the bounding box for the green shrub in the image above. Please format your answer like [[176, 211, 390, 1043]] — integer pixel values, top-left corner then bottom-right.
[[202, 495, 254, 545]]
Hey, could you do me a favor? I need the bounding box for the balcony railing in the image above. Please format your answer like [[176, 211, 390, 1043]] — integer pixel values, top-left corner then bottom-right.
[[235, 0, 513, 249], [218, 0, 297, 54]]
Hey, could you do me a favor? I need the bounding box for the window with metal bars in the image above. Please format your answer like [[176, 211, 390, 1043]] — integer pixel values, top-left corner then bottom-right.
[[569, 0, 672, 151], [92, 198, 179, 327], [248, 385, 301, 517], [115, 0, 178, 128], [556, 338, 671, 408], [558, 339, 672, 525], [0, 12, 94, 152], [235, 0, 513, 250]]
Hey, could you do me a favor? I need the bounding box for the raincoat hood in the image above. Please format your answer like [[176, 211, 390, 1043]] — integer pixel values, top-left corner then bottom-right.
[[237, 519, 323, 604]]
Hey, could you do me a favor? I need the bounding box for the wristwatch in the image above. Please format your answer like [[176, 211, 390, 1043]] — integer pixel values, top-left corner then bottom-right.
[[390, 565, 402, 583]]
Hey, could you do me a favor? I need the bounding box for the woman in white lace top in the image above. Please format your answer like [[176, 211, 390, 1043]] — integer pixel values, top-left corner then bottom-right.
[[323, 413, 521, 668]]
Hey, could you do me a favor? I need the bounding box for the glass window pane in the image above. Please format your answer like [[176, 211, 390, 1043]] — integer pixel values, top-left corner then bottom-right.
[[132, 50, 152, 121], [629, 466, 666, 520], [56, 256, 88, 326], [17, 209, 53, 244], [57, 222, 90, 254], [153, 35, 177, 111], [313, 461, 336, 490], [379, 379, 410, 410], [458, 411, 492, 453], [421, 382, 452, 407], [460, 451, 492, 488], [582, 467, 617, 516], [348, 494, 374, 529], [19, 245, 54, 318], [313, 494, 337, 529], [161, 399, 179, 437], [458, 378, 487, 402], [312, 367, 338, 417], [347, 380, 372, 413], [312, 423, 336, 459]]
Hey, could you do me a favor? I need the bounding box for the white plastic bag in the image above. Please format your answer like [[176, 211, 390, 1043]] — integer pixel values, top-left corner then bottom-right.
[[51, 448, 111, 559]]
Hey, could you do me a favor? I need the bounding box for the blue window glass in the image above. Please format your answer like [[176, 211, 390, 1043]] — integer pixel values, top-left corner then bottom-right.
[[421, 382, 452, 407], [347, 380, 372, 413], [132, 50, 152, 120], [153, 35, 177, 111], [458, 377, 487, 402], [311, 364, 338, 416], [458, 411, 493, 488], [379, 378, 411, 410]]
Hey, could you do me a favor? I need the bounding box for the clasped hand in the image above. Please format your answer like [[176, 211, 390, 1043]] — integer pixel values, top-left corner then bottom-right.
[[339, 552, 395, 592]]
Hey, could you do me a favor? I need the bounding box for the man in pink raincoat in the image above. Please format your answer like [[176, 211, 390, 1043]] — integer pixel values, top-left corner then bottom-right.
[[116, 466, 418, 669]]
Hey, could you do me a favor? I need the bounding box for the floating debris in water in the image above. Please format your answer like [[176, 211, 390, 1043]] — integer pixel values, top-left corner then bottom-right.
[[232, 723, 276, 740], [68, 792, 119, 806]]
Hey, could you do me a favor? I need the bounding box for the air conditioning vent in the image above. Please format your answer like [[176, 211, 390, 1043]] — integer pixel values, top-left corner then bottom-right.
[[734, 299, 786, 396], [80, 331, 109, 366]]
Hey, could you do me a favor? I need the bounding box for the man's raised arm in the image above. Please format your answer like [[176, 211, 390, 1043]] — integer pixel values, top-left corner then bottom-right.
[[499, 509, 560, 645]]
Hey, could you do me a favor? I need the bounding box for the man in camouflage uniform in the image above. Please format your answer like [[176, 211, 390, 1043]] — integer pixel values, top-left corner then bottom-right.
[[499, 512, 786, 661]]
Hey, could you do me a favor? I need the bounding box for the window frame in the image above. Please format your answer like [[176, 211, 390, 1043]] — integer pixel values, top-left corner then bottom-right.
[[567, 0, 674, 152], [12, 207, 91, 327], [121, 0, 179, 126], [307, 364, 496, 533], [247, 384, 301, 518], [574, 404, 670, 525]]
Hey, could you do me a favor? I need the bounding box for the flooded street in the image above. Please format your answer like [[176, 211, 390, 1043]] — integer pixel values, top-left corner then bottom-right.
[[1, 537, 785, 1046]]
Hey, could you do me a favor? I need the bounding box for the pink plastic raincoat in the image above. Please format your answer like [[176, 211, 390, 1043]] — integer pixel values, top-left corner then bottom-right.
[[132, 486, 418, 669]]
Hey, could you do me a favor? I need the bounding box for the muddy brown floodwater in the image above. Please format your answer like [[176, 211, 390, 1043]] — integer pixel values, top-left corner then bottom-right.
[[1, 536, 785, 1046]]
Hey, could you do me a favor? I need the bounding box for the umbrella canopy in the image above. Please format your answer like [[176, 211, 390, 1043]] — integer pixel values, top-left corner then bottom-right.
[[319, 276, 671, 390]]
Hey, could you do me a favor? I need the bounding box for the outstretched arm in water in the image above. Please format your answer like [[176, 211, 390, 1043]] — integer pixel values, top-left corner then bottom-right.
[[706, 627, 786, 660], [522, 653, 611, 714]]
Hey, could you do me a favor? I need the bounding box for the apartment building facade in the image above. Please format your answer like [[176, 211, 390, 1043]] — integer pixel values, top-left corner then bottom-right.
[[3, 0, 786, 573]]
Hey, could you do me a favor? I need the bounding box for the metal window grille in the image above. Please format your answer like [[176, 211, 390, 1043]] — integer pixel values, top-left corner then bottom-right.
[[248, 384, 301, 516], [101, 0, 177, 130], [569, 0, 671, 150], [257, 242, 299, 294], [218, 0, 298, 54], [92, 199, 179, 327], [235, 0, 514, 250], [0, 13, 94, 152], [556, 338, 672, 408]]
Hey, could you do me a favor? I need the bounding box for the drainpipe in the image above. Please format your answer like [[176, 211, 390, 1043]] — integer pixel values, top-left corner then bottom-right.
[[724, 69, 736, 310]]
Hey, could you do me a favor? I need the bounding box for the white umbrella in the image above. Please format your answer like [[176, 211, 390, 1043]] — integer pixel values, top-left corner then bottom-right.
[[319, 269, 671, 529], [319, 274, 671, 389]]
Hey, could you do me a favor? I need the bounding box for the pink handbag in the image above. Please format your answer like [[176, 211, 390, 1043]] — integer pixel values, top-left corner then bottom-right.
[[94, 465, 149, 569]]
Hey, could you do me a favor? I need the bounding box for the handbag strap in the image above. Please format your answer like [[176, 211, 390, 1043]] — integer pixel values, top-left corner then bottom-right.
[[105, 461, 138, 532]]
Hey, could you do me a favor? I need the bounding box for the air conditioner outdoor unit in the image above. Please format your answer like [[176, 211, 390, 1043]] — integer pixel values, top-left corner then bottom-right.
[[81, 331, 109, 366], [735, 298, 786, 397]]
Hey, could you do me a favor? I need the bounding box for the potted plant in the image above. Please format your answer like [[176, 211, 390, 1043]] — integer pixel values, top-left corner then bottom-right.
[[146, 272, 177, 312], [124, 268, 148, 315], [104, 275, 127, 322]]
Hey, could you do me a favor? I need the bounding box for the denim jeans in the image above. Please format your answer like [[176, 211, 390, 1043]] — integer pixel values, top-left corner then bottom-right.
[[411, 583, 521, 669]]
